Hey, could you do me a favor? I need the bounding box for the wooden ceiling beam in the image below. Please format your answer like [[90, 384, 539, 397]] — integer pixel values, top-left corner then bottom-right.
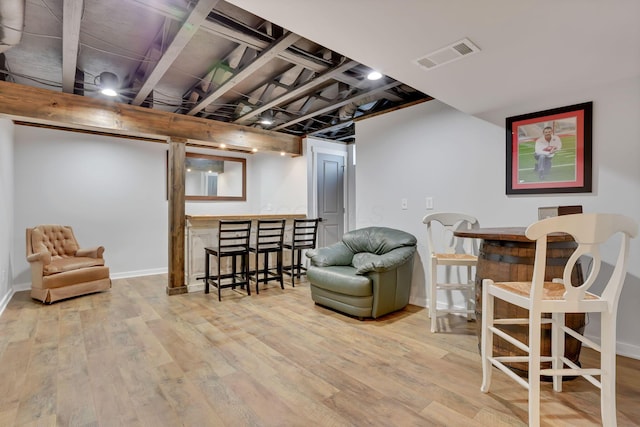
[[0, 81, 301, 155]]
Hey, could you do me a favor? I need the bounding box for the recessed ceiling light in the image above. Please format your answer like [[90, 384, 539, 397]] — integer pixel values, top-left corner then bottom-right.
[[280, 152, 285, 156], [100, 88, 118, 97], [367, 71, 383, 80], [252, 148, 258, 153], [97, 71, 119, 96], [220, 143, 226, 148]]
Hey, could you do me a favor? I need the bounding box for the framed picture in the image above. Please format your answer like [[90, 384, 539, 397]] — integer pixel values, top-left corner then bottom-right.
[[506, 101, 592, 195]]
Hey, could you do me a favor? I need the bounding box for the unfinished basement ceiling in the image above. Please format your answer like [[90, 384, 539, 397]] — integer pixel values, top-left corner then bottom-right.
[[0, 0, 430, 143]]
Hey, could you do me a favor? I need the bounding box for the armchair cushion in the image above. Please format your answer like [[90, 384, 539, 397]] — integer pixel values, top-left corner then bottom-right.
[[306, 242, 354, 267], [352, 246, 417, 274], [305, 265, 371, 296], [43, 256, 105, 275]]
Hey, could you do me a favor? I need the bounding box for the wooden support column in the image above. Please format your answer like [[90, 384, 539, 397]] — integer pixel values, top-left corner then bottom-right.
[[167, 138, 188, 295]]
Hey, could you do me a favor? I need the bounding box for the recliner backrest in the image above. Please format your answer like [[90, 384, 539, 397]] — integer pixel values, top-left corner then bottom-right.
[[342, 226, 417, 255]]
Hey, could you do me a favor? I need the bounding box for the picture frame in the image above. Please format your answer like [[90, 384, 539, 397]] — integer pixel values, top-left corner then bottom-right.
[[506, 101, 592, 195]]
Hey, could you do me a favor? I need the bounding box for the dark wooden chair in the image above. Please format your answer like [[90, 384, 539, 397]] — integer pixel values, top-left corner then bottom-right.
[[204, 220, 252, 301], [249, 219, 286, 293], [283, 218, 319, 286]]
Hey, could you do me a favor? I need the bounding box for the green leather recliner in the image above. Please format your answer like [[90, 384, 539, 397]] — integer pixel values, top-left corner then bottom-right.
[[305, 227, 417, 319]]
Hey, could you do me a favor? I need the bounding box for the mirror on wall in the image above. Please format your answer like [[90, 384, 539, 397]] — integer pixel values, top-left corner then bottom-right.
[[185, 152, 246, 201]]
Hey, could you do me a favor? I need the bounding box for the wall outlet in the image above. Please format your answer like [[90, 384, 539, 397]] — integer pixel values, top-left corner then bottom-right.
[[401, 198, 408, 210], [426, 197, 434, 210]]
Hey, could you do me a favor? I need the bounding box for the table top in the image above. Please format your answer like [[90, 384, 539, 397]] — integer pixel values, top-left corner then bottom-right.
[[454, 226, 575, 243]]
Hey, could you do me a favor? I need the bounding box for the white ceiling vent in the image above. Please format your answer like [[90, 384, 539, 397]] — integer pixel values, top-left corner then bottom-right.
[[415, 38, 480, 71]]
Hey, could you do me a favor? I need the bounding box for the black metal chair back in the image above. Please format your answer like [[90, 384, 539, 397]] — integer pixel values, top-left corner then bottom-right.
[[250, 219, 286, 292], [204, 220, 252, 301], [283, 218, 320, 286]]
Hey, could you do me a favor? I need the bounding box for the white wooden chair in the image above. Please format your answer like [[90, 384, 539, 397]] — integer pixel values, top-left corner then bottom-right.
[[423, 212, 479, 333], [480, 213, 638, 427]]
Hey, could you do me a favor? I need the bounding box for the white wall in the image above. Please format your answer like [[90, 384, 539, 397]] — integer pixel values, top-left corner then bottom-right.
[[13, 126, 169, 284], [251, 152, 307, 215], [11, 126, 308, 289], [184, 148, 306, 216], [304, 136, 351, 226], [0, 119, 14, 315], [355, 76, 640, 358]]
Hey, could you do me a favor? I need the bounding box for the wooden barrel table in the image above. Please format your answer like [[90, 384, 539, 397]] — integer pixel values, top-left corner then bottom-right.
[[454, 227, 585, 375]]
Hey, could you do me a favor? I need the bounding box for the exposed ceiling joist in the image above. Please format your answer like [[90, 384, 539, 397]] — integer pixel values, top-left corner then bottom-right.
[[61, 0, 83, 93], [234, 59, 358, 124], [273, 81, 401, 131], [3, 0, 430, 143], [132, 0, 221, 105], [187, 31, 301, 116]]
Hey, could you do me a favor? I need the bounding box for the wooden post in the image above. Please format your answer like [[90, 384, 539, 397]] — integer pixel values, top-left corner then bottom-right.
[[167, 138, 188, 295]]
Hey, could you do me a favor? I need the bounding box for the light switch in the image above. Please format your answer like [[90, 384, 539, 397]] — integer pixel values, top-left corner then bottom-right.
[[401, 198, 408, 210], [426, 197, 434, 210]]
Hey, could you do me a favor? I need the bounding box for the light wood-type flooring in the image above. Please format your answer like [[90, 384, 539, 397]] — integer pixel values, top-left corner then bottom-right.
[[1, 275, 639, 426]]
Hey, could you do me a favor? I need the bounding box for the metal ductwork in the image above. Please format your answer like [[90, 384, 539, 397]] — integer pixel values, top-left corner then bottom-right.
[[0, 0, 25, 54], [338, 95, 379, 121]]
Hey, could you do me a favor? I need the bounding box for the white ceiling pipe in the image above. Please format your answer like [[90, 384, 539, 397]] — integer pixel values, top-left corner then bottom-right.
[[0, 0, 25, 53]]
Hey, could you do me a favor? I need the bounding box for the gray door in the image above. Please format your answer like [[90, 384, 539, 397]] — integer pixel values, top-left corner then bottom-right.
[[317, 153, 344, 248]]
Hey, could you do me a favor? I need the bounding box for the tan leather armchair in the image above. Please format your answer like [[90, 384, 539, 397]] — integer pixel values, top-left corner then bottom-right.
[[26, 225, 111, 303]]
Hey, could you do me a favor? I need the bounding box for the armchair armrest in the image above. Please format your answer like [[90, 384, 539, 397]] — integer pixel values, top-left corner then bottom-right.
[[27, 251, 52, 265], [76, 246, 105, 258], [306, 242, 354, 267], [352, 246, 416, 274]]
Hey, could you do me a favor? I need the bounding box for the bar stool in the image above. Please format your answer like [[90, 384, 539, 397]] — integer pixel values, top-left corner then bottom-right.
[[204, 220, 251, 301], [423, 212, 479, 333], [249, 219, 286, 293], [283, 218, 319, 286]]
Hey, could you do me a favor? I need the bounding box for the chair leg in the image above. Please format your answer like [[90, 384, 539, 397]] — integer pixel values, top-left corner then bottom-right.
[[290, 248, 296, 287], [430, 258, 438, 333], [204, 251, 210, 294], [528, 311, 542, 427], [231, 255, 237, 288], [217, 254, 222, 302], [244, 253, 251, 296], [277, 250, 284, 289], [600, 312, 617, 427], [255, 252, 260, 294], [551, 312, 564, 392], [466, 265, 473, 321], [262, 252, 269, 285], [480, 280, 494, 393]]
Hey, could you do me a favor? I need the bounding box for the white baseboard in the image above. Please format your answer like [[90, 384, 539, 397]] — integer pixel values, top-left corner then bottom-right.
[[111, 268, 167, 280], [409, 296, 427, 307], [13, 282, 31, 292], [0, 287, 16, 317], [188, 282, 204, 293], [583, 333, 640, 361]]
